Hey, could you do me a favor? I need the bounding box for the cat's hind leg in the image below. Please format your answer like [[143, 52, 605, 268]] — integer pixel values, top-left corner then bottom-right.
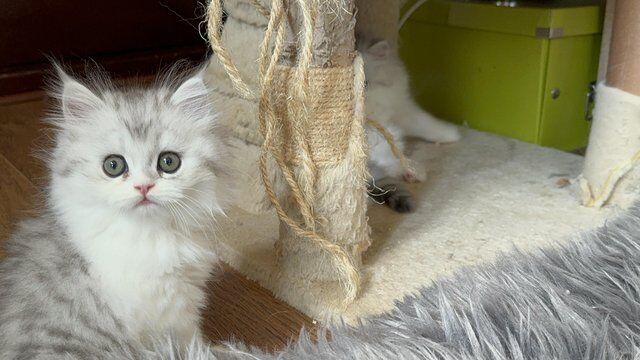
[[396, 103, 461, 143]]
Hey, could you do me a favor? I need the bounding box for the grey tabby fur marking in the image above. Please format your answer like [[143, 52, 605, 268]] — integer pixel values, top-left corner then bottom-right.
[[0, 217, 149, 359]]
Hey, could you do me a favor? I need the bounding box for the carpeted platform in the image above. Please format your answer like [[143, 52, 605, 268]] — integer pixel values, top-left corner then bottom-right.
[[216, 128, 617, 322], [201, 203, 640, 360]]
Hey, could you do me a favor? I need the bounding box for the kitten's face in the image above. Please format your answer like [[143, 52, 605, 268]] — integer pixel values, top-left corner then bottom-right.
[[49, 70, 230, 230], [359, 39, 408, 90]]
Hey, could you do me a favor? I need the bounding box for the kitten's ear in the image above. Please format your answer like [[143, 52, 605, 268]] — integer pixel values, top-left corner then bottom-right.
[[170, 74, 209, 114], [56, 66, 104, 120], [368, 40, 391, 58]]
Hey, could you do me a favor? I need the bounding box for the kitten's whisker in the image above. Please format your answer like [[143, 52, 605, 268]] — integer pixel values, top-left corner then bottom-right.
[[178, 200, 202, 226], [185, 202, 215, 239], [182, 187, 209, 195], [168, 202, 191, 236], [180, 193, 227, 244], [174, 200, 204, 230], [184, 201, 210, 231], [166, 203, 182, 232], [182, 187, 218, 203], [182, 194, 217, 222]]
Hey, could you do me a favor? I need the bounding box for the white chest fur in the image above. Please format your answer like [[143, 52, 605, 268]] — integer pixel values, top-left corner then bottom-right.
[[68, 213, 216, 344]]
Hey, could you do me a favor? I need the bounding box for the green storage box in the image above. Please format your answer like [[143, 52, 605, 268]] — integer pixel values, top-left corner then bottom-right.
[[399, 0, 604, 151]]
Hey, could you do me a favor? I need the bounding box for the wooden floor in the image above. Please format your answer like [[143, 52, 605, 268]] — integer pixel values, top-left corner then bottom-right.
[[0, 92, 314, 352]]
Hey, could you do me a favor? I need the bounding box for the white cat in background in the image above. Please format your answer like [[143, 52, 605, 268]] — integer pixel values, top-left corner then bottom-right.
[[361, 39, 461, 212]]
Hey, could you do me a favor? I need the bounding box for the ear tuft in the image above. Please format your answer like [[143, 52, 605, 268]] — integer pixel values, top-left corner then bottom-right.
[[56, 66, 103, 120], [368, 40, 391, 58], [171, 75, 210, 117]]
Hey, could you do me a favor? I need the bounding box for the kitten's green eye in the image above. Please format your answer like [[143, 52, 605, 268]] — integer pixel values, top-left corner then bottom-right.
[[103, 155, 127, 177], [158, 152, 181, 174]]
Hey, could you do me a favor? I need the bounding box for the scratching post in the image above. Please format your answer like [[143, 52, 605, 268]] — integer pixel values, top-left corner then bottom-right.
[[355, 0, 400, 47], [269, 1, 369, 310], [581, 0, 640, 208], [207, 0, 370, 315]]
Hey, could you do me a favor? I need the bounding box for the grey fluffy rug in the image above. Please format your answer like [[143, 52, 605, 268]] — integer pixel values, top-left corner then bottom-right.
[[162, 206, 640, 359]]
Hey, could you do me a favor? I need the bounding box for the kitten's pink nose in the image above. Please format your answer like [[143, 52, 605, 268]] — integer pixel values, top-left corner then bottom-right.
[[134, 183, 155, 196]]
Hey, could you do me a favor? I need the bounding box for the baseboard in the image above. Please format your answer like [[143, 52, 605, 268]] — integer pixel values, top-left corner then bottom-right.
[[0, 46, 208, 96]]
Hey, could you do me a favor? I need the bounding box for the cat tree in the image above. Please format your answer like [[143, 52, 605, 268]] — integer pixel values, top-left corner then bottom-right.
[[205, 0, 640, 321]]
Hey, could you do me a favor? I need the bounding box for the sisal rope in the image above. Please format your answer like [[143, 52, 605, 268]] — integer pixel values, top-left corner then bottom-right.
[[249, 0, 271, 17], [366, 118, 413, 176], [207, 0, 255, 100]]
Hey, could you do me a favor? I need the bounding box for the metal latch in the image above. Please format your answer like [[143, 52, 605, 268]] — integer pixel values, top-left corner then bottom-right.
[[585, 81, 596, 121]]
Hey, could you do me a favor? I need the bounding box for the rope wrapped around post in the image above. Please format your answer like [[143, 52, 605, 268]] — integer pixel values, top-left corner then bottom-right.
[[207, 0, 365, 304]]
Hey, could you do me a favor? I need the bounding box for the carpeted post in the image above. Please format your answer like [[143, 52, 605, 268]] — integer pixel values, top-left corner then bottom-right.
[[355, 0, 400, 47], [260, 0, 369, 311], [207, 0, 370, 313], [581, 0, 640, 208]]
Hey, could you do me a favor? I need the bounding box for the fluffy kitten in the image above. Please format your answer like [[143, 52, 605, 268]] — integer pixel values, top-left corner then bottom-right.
[[0, 64, 232, 358], [361, 39, 461, 213]]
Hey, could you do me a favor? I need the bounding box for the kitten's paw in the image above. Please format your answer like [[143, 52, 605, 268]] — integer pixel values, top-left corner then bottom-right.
[[387, 192, 416, 213], [432, 126, 461, 143], [368, 178, 416, 213], [402, 167, 425, 183]]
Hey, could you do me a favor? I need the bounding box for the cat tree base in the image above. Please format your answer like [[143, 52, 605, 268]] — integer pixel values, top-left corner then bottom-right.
[[580, 0, 640, 209], [580, 83, 640, 208], [218, 128, 615, 323]]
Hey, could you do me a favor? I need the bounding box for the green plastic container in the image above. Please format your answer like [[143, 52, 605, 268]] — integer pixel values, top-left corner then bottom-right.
[[399, 0, 603, 151]]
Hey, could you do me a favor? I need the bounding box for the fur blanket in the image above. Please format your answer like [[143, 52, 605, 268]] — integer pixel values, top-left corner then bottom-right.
[[160, 205, 640, 359]]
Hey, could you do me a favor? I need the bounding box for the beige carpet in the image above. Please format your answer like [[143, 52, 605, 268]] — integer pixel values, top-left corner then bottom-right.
[[215, 128, 617, 323]]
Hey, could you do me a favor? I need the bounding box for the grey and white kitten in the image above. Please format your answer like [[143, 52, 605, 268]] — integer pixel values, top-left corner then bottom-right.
[[360, 38, 461, 213], [0, 64, 232, 358]]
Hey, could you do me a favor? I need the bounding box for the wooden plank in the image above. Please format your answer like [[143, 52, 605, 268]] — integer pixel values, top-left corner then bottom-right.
[[0, 46, 207, 96], [0, 153, 34, 248], [202, 263, 316, 351], [0, 99, 48, 182]]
